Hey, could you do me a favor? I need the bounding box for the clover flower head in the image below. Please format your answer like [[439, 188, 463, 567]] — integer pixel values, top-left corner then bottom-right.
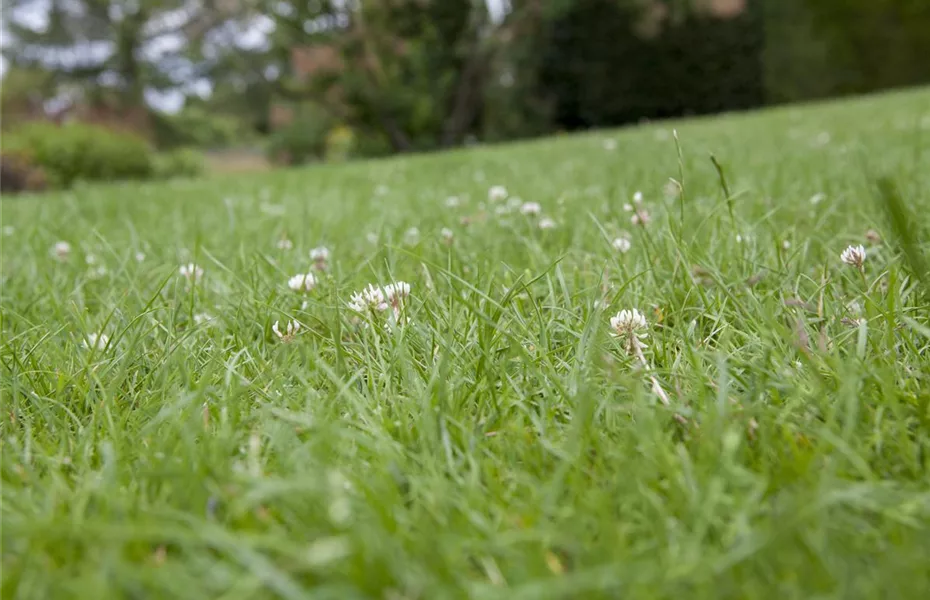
[[272, 319, 300, 342], [538, 217, 556, 230], [520, 202, 541, 216], [179, 263, 204, 283], [488, 185, 508, 202], [288, 273, 316, 293], [840, 244, 866, 270]]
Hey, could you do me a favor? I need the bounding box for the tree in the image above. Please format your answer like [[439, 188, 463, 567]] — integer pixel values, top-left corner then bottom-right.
[[1, 0, 250, 113], [0, 66, 57, 121], [267, 0, 532, 153]]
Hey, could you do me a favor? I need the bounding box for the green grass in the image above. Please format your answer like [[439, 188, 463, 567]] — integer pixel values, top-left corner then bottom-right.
[[3, 88, 930, 599]]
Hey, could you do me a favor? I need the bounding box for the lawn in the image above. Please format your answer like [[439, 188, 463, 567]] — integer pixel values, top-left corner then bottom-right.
[[2, 88, 930, 599]]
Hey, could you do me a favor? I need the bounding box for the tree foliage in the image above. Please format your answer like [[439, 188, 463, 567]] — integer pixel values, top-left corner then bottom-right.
[[1, 0, 251, 111], [765, 0, 930, 102], [267, 0, 516, 152]]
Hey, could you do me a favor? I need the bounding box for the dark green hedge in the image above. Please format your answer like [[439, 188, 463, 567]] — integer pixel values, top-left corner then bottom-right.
[[530, 0, 928, 131]]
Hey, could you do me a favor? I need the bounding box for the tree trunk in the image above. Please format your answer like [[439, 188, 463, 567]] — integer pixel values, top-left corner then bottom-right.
[[440, 48, 487, 147]]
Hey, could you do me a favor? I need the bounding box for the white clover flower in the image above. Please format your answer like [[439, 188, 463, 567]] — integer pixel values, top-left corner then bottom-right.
[[382, 282, 412, 325], [623, 196, 650, 225], [272, 319, 300, 342], [610, 308, 673, 406], [610, 309, 648, 337], [384, 281, 411, 315], [179, 263, 204, 283], [310, 246, 330, 262], [404, 227, 420, 245], [520, 202, 541, 216], [310, 246, 330, 270], [366, 232, 379, 245], [135, 252, 146, 262], [603, 139, 617, 151], [488, 185, 508, 202], [610, 309, 649, 352], [631, 209, 651, 226], [82, 332, 109, 351], [52, 241, 72, 260], [348, 284, 389, 313], [85, 253, 98, 265], [445, 196, 461, 208], [440, 228, 454, 245], [612, 236, 632, 253], [782, 240, 791, 250], [507, 196, 522, 210], [494, 205, 510, 216], [809, 192, 826, 205], [538, 217, 557, 230], [276, 238, 294, 250], [384, 281, 410, 303], [840, 244, 866, 270], [288, 273, 316, 293]]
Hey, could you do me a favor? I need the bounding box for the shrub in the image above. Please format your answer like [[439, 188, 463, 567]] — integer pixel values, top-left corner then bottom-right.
[[152, 107, 245, 149], [4, 121, 154, 188], [266, 105, 332, 165], [324, 125, 356, 162], [350, 130, 394, 159], [153, 148, 206, 180], [0, 150, 48, 194]]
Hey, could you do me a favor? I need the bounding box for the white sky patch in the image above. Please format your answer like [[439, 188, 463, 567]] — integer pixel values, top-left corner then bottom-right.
[[485, 0, 510, 24], [237, 15, 275, 51], [186, 78, 213, 99], [9, 0, 51, 31], [144, 88, 185, 113], [274, 1, 296, 18], [139, 33, 185, 62]]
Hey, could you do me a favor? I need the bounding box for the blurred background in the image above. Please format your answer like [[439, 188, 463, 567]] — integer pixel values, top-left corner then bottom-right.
[[2, 0, 929, 192]]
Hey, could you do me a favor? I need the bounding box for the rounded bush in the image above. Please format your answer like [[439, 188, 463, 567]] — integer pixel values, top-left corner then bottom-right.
[[4, 122, 154, 188]]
